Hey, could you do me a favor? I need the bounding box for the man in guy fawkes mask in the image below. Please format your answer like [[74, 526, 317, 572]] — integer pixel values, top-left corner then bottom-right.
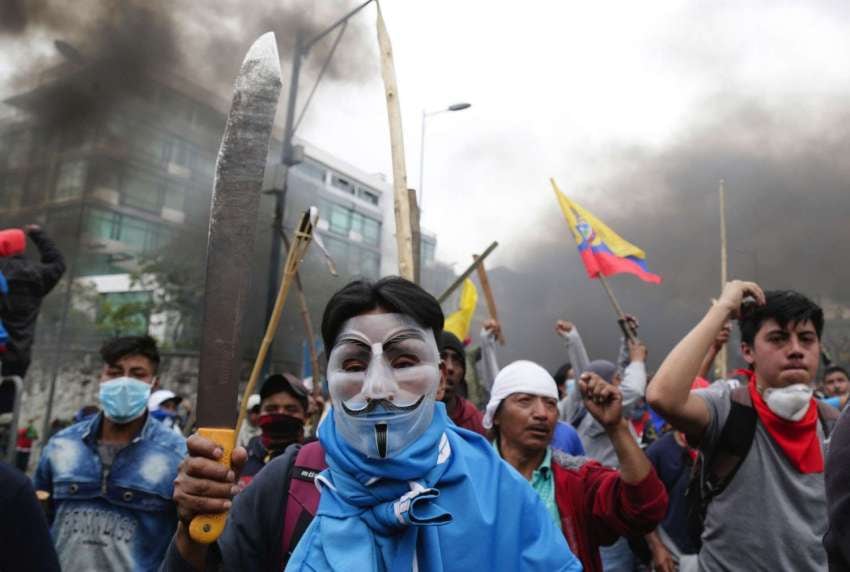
[[167, 278, 580, 572]]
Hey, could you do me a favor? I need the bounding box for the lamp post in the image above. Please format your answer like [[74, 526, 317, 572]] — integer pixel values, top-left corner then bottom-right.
[[418, 102, 471, 209], [264, 0, 374, 371]]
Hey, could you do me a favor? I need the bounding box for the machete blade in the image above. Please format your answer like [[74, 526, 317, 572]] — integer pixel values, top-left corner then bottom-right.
[[196, 32, 282, 429]]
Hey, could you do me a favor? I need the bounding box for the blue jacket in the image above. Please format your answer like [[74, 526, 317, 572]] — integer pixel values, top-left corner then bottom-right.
[[34, 412, 186, 572]]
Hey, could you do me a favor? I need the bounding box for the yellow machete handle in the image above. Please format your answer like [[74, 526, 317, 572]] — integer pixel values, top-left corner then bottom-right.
[[188, 427, 236, 544]]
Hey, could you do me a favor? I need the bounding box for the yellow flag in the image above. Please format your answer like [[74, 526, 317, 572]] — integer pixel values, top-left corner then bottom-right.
[[443, 278, 478, 341]]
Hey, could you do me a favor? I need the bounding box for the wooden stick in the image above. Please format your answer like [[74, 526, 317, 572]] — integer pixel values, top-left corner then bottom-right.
[[235, 211, 315, 437], [598, 274, 637, 342], [473, 255, 505, 345], [716, 179, 728, 378], [408, 188, 422, 285], [376, 2, 414, 280], [437, 241, 498, 303], [279, 228, 322, 397]]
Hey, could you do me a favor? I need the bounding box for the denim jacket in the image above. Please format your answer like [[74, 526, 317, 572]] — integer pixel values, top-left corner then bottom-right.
[[34, 412, 186, 572]]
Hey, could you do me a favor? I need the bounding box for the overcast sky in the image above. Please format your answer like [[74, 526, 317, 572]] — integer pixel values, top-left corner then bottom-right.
[[240, 0, 847, 273]]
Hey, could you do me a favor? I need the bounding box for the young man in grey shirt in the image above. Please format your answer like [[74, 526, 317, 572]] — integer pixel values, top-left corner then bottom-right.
[[648, 281, 833, 571]]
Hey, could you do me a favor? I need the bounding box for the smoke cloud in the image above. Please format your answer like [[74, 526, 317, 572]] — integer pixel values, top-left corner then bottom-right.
[[489, 96, 850, 373], [0, 0, 375, 128]]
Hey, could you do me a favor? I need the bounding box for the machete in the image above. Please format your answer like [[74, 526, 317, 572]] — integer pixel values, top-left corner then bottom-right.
[[189, 31, 282, 544]]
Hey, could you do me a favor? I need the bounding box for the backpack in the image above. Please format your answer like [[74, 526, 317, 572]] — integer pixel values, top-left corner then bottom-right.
[[280, 440, 327, 566], [685, 385, 839, 549]]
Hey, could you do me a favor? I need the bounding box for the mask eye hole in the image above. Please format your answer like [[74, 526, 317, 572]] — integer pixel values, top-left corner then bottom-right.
[[342, 359, 367, 372], [391, 354, 419, 369]]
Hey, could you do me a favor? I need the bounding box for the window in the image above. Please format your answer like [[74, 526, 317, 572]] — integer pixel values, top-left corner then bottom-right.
[[358, 249, 380, 279], [357, 187, 379, 206], [361, 217, 380, 246], [328, 203, 351, 236], [97, 291, 152, 337], [122, 168, 162, 211], [324, 236, 348, 263], [84, 208, 119, 241], [54, 160, 87, 200], [120, 216, 149, 251], [163, 182, 185, 211], [421, 239, 436, 264], [330, 174, 355, 195], [293, 160, 327, 183]]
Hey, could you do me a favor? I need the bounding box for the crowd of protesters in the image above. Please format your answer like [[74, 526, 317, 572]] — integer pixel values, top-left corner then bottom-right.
[[1, 222, 850, 571]]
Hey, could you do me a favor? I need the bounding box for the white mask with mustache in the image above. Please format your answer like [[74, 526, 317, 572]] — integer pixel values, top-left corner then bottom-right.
[[327, 313, 440, 459]]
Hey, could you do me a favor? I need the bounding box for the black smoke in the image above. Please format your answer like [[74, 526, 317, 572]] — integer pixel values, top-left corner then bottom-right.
[[0, 0, 375, 129], [488, 96, 850, 373]]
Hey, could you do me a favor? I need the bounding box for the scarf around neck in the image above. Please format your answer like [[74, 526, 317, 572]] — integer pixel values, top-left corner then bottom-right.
[[745, 371, 823, 473], [298, 403, 454, 571]]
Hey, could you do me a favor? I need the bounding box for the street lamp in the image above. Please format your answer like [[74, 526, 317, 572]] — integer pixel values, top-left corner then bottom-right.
[[418, 102, 471, 209]]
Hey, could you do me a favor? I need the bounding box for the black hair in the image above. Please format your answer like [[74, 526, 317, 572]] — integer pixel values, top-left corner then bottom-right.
[[552, 362, 572, 387], [321, 277, 444, 352], [825, 365, 850, 380], [260, 373, 309, 413], [739, 290, 824, 346], [99, 335, 160, 373]]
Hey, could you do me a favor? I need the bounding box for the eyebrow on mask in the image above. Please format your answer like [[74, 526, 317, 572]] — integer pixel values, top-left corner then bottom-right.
[[383, 330, 426, 350]]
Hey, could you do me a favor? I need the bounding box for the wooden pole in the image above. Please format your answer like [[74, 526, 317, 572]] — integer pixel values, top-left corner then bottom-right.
[[376, 2, 414, 280], [473, 255, 505, 344], [716, 179, 728, 379], [279, 228, 322, 397], [597, 274, 637, 342], [235, 211, 315, 437], [408, 188, 422, 285], [437, 241, 498, 303]]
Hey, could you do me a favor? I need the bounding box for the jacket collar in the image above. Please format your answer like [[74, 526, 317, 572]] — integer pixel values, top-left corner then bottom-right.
[[81, 411, 155, 446]]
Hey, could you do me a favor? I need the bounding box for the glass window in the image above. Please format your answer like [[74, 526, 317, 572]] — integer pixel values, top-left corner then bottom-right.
[[84, 208, 120, 241], [357, 187, 380, 206], [55, 160, 87, 200], [330, 174, 355, 195], [328, 204, 351, 236], [123, 168, 162, 211], [361, 217, 380, 246], [293, 160, 327, 182], [421, 240, 436, 264], [119, 216, 149, 251], [97, 291, 152, 337], [324, 236, 348, 263], [163, 182, 185, 211]]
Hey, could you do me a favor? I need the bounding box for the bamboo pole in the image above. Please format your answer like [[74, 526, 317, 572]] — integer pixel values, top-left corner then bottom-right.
[[716, 179, 728, 379], [473, 255, 505, 344], [376, 2, 414, 280], [437, 241, 498, 303], [279, 228, 322, 397], [408, 188, 422, 284], [235, 210, 316, 437]]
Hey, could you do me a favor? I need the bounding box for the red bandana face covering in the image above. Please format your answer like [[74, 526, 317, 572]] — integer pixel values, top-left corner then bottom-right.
[[742, 370, 823, 474]]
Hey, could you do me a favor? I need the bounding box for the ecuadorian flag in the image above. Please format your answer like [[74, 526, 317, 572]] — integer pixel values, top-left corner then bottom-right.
[[551, 179, 662, 284]]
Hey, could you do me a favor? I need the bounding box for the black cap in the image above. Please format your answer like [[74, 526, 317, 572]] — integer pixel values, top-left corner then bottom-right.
[[259, 373, 309, 412], [440, 331, 466, 362]]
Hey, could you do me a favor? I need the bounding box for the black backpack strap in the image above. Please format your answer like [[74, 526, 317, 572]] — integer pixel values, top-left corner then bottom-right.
[[686, 386, 758, 548]]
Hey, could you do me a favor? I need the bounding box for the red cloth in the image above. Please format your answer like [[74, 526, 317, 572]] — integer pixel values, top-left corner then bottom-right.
[[16, 427, 33, 451], [448, 396, 487, 437], [0, 229, 25, 257], [553, 455, 668, 572], [746, 375, 823, 473]]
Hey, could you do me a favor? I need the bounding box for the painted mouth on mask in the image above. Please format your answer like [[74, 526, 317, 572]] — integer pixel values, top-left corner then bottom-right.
[[341, 395, 425, 417]]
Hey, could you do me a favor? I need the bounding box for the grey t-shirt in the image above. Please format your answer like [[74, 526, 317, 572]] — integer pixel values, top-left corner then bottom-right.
[[695, 385, 828, 571]]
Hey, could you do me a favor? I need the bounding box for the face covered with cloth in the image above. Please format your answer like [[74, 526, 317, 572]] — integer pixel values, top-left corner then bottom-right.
[[286, 277, 580, 572]]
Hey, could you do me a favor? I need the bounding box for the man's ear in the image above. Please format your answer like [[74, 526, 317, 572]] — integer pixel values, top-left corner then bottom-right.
[[740, 342, 755, 366]]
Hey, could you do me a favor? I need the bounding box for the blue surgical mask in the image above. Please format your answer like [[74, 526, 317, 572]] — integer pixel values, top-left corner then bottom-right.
[[99, 377, 152, 424]]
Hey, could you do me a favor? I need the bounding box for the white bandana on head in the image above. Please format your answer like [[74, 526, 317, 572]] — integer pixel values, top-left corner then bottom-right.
[[483, 360, 559, 429]]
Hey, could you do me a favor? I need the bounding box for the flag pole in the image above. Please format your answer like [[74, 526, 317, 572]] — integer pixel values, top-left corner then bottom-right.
[[473, 255, 505, 345], [596, 274, 637, 342], [716, 179, 728, 379]]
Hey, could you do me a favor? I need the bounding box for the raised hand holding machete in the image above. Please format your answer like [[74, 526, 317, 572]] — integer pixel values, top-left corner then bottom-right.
[[176, 31, 282, 546]]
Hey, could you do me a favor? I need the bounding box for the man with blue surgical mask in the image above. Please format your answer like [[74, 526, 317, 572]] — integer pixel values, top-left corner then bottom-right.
[[164, 277, 580, 572], [34, 335, 186, 572]]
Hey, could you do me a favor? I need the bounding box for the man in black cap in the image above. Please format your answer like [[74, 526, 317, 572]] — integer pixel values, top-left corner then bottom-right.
[[238, 373, 309, 486], [439, 331, 486, 436]]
